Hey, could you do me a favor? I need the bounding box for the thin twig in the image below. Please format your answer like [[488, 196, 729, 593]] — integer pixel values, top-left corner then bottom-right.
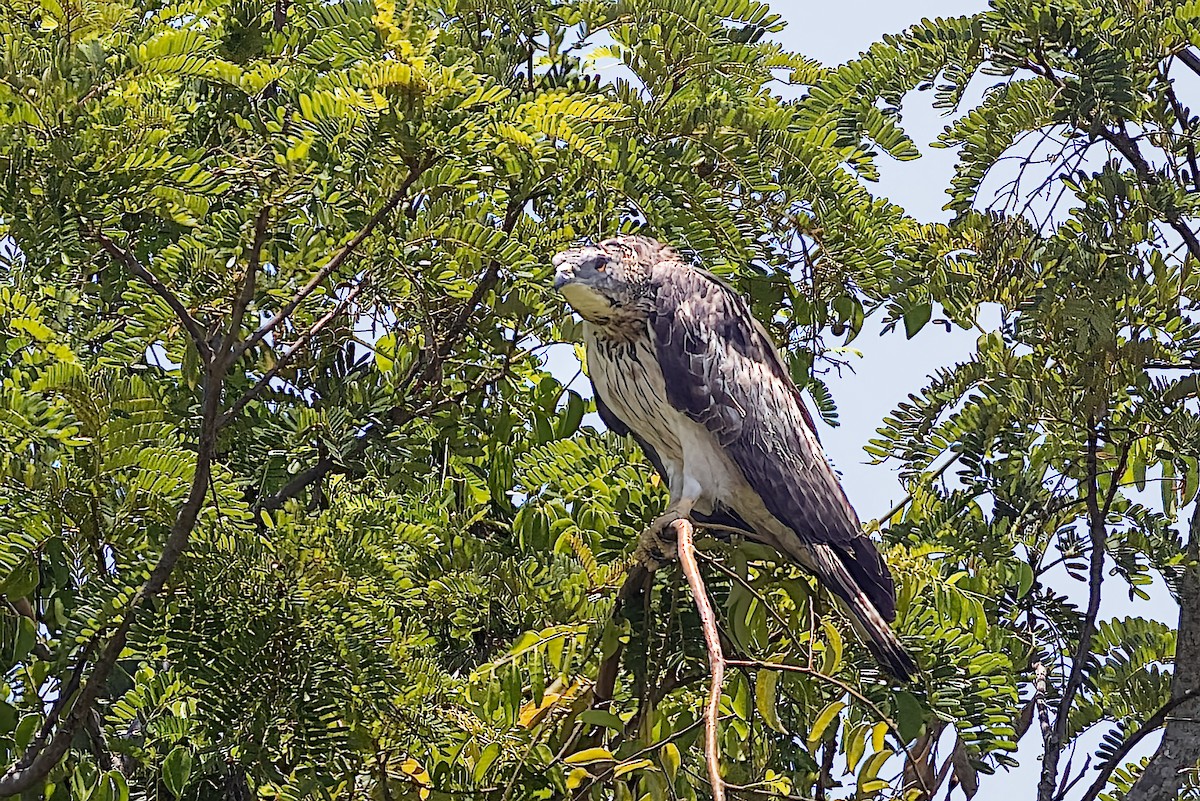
[[1037, 420, 1107, 801], [220, 276, 368, 425], [674, 519, 726, 801], [224, 203, 273, 362], [867, 451, 963, 532]]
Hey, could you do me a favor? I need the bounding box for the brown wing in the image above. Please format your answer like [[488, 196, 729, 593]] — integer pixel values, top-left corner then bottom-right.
[[648, 263, 898, 621]]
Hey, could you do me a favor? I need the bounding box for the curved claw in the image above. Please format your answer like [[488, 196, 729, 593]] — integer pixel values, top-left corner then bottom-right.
[[632, 514, 683, 570]]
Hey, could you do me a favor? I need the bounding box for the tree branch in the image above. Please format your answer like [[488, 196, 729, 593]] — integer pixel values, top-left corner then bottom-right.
[[0, 364, 223, 795], [1125, 502, 1200, 800], [236, 158, 430, 361], [224, 203, 273, 362], [867, 450, 963, 533], [1177, 48, 1200, 82], [1037, 419, 1107, 801], [220, 276, 368, 426], [1098, 124, 1200, 263], [95, 232, 213, 363], [255, 196, 527, 510], [1079, 688, 1200, 801], [674, 519, 726, 801]]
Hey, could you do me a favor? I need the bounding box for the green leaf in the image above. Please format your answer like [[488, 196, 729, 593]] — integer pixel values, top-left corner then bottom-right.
[[0, 700, 16, 733], [1014, 562, 1034, 599], [894, 691, 924, 742], [578, 709, 625, 730], [903, 302, 932, 339], [857, 748, 893, 792], [473, 743, 500, 783], [820, 619, 844, 674], [14, 714, 38, 750], [755, 669, 786, 733], [162, 746, 193, 798], [1, 557, 38, 600], [89, 771, 129, 801]]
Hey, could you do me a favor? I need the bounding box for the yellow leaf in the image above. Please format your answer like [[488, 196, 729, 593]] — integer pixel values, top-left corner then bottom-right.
[[660, 742, 680, 783], [564, 747, 615, 765], [806, 700, 844, 751], [755, 669, 786, 733], [872, 721, 889, 753], [613, 758, 654, 778], [566, 768, 590, 789]]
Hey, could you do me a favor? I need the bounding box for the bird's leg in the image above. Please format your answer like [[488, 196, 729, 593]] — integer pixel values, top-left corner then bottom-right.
[[634, 477, 700, 570]]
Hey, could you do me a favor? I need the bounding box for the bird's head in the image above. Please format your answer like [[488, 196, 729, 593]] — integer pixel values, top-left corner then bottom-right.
[[552, 235, 666, 325]]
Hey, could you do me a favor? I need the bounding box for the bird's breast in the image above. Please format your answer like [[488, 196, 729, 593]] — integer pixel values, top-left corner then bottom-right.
[[587, 325, 682, 463]]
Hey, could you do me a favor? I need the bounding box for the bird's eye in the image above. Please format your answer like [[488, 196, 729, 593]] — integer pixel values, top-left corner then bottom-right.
[[596, 262, 607, 272]]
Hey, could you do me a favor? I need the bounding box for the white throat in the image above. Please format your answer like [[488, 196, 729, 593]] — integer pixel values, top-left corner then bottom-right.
[[560, 283, 617, 321]]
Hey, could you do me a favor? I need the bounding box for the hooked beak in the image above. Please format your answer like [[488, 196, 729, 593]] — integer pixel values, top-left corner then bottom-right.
[[551, 250, 577, 291]]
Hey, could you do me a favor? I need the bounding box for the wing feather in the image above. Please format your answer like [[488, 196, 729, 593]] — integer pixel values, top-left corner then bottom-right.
[[649, 264, 897, 621]]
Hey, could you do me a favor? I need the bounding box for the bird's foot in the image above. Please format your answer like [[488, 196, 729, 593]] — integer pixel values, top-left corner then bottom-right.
[[632, 513, 685, 571]]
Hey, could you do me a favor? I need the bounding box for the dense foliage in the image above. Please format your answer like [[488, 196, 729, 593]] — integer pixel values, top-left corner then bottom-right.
[[1, 0, 1199, 799]]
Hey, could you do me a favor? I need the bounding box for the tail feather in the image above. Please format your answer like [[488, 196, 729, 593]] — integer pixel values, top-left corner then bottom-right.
[[810, 545, 918, 681]]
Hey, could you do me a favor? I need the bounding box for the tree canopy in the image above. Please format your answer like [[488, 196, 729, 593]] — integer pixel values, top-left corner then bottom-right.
[[1, 0, 1200, 799]]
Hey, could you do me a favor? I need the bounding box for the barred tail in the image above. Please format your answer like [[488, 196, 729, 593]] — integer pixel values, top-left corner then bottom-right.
[[809, 544, 918, 681]]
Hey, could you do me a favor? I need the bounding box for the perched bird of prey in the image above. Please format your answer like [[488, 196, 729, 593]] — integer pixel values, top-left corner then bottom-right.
[[552, 235, 916, 680]]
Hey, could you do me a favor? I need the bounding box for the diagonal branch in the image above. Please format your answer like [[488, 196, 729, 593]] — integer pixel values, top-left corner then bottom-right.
[[95, 232, 213, 363], [236, 158, 430, 361], [1037, 419, 1108, 801], [1078, 687, 1200, 801], [0, 365, 223, 796], [1177, 48, 1200, 81], [1098, 124, 1200, 263], [220, 276, 368, 426], [255, 196, 528, 510]]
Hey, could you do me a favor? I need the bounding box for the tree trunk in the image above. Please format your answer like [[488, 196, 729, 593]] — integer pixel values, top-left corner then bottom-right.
[[1126, 505, 1200, 800]]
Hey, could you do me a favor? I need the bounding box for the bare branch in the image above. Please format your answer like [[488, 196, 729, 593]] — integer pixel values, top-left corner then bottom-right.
[[95, 232, 213, 363], [867, 450, 963, 533], [1177, 48, 1200, 82], [1037, 419, 1107, 801], [674, 519, 726, 801]]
